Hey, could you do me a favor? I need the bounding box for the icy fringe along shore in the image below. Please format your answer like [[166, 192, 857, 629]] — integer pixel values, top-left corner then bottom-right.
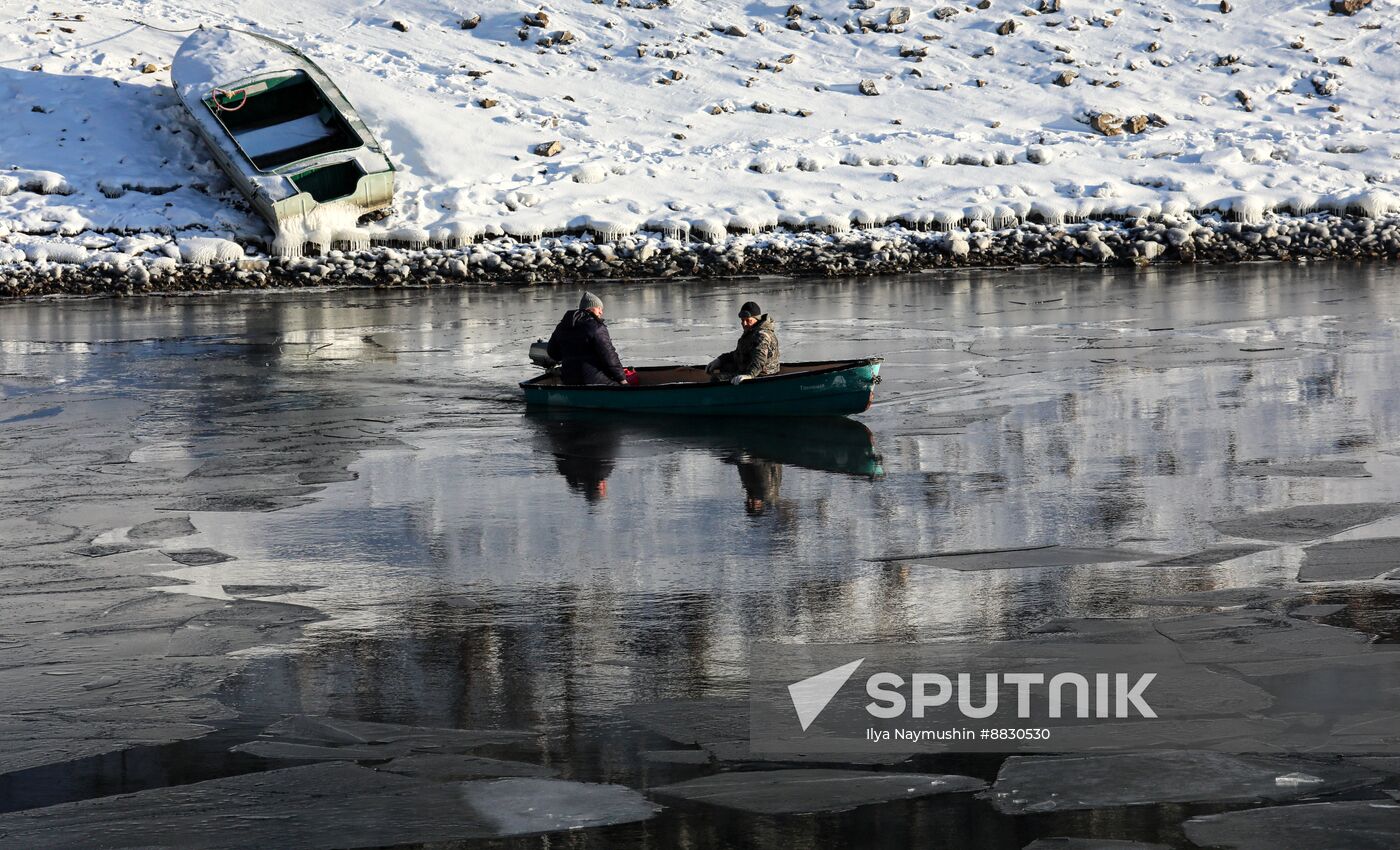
[[2, 0, 1399, 294]]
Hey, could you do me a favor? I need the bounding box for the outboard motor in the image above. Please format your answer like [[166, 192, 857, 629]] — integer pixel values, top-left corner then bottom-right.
[[528, 339, 556, 369]]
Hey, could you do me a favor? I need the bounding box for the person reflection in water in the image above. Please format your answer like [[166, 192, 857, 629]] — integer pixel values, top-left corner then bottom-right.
[[556, 453, 612, 503], [731, 455, 782, 515], [542, 416, 621, 503]]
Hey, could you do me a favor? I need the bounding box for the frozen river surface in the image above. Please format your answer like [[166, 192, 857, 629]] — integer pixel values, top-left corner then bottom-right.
[[4, 264, 1400, 848]]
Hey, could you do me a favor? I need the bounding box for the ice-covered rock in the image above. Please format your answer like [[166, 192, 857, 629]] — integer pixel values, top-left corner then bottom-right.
[[148, 257, 179, 275], [690, 218, 729, 243], [644, 217, 690, 240], [851, 208, 887, 228], [571, 164, 608, 184], [1345, 189, 1398, 218], [585, 216, 639, 242], [15, 169, 70, 195], [438, 220, 485, 247], [1031, 200, 1067, 226], [178, 237, 244, 265], [748, 156, 778, 174], [23, 241, 89, 264], [807, 213, 850, 234]]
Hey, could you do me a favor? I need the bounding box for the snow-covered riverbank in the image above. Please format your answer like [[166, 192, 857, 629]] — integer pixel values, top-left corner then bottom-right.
[[1, 0, 1397, 286], [5, 210, 1399, 297]]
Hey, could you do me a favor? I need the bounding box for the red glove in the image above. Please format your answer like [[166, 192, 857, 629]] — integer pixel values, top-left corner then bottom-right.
[[623, 368, 639, 386]]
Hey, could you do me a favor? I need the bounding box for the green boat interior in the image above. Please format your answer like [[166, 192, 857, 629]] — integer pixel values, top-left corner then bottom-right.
[[206, 71, 363, 172], [289, 160, 368, 203], [527, 361, 863, 388]]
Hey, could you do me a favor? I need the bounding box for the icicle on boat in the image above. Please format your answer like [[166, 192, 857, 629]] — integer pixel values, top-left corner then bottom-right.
[[171, 26, 395, 256]]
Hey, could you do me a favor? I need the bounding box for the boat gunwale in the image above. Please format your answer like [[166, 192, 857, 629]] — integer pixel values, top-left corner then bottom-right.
[[519, 357, 883, 392]]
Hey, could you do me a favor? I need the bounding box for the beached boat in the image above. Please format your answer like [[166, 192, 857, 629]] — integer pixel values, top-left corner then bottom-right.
[[171, 26, 394, 254], [520, 359, 883, 417]]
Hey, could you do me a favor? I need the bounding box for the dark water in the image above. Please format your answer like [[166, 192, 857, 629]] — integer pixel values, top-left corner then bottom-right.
[[6, 263, 1400, 847]]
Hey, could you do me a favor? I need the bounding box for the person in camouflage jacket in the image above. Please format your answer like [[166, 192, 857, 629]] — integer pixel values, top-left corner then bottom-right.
[[706, 301, 780, 384]]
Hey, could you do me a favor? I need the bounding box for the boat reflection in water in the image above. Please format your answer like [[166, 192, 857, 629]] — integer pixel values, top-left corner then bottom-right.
[[528, 411, 883, 511]]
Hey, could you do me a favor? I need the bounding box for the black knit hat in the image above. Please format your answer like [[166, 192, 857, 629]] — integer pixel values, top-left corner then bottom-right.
[[738, 301, 762, 319]]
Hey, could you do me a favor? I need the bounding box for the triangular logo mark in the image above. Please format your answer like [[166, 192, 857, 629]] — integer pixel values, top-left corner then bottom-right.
[[788, 658, 864, 731]]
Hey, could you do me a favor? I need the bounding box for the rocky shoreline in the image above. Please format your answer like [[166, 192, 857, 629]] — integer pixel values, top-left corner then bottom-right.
[[3, 211, 1400, 297]]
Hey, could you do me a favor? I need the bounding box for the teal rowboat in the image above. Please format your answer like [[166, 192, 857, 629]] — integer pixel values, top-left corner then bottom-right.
[[520, 359, 882, 417]]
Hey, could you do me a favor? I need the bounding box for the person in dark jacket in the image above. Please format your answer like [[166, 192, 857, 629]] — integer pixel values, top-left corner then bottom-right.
[[706, 301, 780, 384], [546, 291, 628, 386]]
